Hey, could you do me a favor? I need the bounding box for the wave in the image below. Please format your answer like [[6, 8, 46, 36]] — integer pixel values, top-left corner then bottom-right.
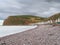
[[0, 20, 4, 25]]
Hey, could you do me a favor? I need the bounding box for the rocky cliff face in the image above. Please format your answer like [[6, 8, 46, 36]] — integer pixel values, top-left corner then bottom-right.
[[3, 16, 31, 25], [3, 15, 45, 25]]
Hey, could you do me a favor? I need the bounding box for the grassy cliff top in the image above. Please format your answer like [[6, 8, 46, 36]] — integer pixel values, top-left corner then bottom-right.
[[8, 15, 46, 19], [3, 15, 46, 25]]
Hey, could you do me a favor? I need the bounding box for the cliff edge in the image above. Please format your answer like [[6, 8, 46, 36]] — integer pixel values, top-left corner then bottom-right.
[[3, 15, 45, 25]]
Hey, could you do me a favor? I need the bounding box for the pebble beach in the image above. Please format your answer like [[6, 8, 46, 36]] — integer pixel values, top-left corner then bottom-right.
[[0, 25, 60, 45]]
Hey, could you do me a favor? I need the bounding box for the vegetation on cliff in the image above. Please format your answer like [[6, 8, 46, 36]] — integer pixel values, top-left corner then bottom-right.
[[48, 13, 60, 24], [3, 13, 60, 25], [3, 15, 46, 25]]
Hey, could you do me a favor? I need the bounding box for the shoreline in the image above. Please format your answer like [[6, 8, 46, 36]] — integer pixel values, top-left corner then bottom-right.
[[0, 25, 37, 38], [0, 24, 60, 45], [0, 24, 60, 38]]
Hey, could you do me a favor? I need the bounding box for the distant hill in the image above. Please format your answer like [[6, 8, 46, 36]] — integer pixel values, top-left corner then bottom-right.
[[3, 15, 46, 25]]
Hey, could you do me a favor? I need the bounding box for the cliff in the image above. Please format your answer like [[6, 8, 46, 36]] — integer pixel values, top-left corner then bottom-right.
[[3, 15, 45, 25]]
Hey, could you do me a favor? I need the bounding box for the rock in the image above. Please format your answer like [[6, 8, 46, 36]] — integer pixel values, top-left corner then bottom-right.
[[3, 16, 31, 25]]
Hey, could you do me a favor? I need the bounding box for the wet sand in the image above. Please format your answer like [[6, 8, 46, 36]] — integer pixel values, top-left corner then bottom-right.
[[0, 25, 60, 45]]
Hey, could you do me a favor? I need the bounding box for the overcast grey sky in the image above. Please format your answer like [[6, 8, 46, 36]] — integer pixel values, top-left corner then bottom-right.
[[0, 0, 60, 19]]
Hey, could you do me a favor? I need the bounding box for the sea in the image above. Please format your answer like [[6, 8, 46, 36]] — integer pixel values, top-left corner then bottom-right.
[[0, 20, 4, 25], [0, 20, 37, 37]]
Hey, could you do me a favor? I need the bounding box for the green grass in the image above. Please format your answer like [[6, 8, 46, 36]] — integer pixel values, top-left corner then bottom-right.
[[3, 15, 47, 25]]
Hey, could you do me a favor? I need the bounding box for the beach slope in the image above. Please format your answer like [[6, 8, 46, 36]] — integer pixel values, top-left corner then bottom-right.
[[0, 25, 60, 45]]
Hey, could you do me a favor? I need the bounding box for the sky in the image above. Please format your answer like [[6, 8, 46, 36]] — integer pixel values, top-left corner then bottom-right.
[[0, 0, 60, 19]]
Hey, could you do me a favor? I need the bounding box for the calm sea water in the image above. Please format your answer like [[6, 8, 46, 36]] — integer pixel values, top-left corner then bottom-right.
[[0, 20, 37, 37]]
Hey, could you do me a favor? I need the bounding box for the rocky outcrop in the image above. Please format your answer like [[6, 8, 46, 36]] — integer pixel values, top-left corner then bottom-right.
[[3, 15, 46, 25], [3, 16, 31, 25]]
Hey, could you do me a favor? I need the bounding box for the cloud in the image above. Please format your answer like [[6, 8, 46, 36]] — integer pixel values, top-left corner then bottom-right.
[[46, 0, 60, 2], [0, 0, 60, 19]]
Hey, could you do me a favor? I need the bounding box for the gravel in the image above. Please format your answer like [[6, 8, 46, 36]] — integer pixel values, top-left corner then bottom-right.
[[0, 25, 60, 45]]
